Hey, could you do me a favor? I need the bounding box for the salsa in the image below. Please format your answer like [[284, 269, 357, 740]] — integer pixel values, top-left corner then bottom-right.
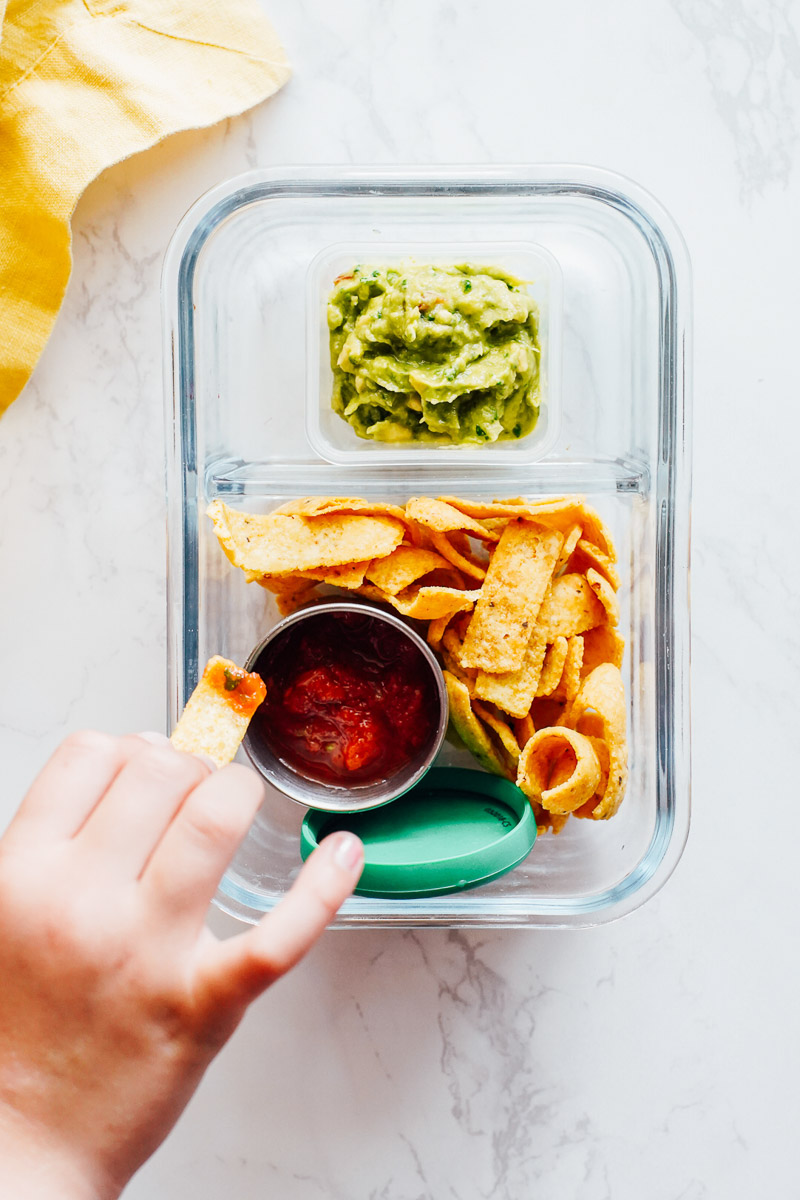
[[204, 658, 266, 717], [327, 262, 541, 446], [254, 611, 440, 786]]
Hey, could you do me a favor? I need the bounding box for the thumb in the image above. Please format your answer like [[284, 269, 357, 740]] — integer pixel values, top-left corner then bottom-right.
[[201, 831, 364, 1011]]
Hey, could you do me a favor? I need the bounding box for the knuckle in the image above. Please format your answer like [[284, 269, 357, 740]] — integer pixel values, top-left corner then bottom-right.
[[37, 897, 97, 958], [185, 800, 241, 846], [137, 745, 205, 789], [61, 729, 117, 758], [219, 763, 265, 803]]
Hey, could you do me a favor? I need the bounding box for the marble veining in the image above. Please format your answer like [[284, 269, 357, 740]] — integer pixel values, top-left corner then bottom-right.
[[671, 0, 800, 195]]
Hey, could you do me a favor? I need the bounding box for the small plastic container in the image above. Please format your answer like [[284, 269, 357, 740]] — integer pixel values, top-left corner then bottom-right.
[[306, 241, 562, 466], [300, 769, 537, 898], [162, 164, 692, 930]]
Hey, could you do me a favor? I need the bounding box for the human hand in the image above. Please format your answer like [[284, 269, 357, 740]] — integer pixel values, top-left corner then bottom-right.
[[0, 731, 363, 1200]]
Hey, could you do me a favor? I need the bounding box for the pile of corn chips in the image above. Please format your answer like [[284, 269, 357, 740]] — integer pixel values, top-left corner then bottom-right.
[[208, 494, 628, 834]]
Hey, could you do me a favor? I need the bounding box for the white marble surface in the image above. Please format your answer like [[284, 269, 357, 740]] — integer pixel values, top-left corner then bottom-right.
[[2, 0, 799, 1195]]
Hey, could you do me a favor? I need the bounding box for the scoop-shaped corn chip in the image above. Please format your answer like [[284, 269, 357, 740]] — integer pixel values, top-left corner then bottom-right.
[[547, 747, 578, 790], [365, 546, 449, 596], [572, 736, 611, 818], [516, 726, 601, 815], [586, 567, 619, 627], [460, 523, 563, 672], [444, 671, 512, 778], [585, 566, 623, 628], [208, 500, 404, 576], [565, 664, 627, 819], [536, 637, 569, 697], [581, 624, 625, 675], [170, 656, 266, 768], [473, 700, 522, 764], [536, 573, 605, 640], [430, 530, 487, 581], [567, 709, 604, 738], [406, 496, 500, 542]]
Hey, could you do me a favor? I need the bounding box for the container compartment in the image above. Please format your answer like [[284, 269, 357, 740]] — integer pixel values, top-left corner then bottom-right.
[[306, 240, 562, 466]]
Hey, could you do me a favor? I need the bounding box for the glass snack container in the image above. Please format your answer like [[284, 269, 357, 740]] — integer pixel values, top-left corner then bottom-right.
[[162, 164, 691, 929]]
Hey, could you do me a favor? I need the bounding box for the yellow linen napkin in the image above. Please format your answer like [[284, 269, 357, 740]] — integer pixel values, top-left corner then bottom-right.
[[0, 0, 289, 417]]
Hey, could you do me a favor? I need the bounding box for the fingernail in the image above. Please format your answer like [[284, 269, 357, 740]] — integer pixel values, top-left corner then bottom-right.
[[137, 730, 171, 745], [331, 832, 363, 873], [194, 753, 218, 772]]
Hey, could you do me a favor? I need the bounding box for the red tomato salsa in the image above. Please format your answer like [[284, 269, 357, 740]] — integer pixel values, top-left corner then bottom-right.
[[205, 658, 266, 717], [254, 611, 440, 786]]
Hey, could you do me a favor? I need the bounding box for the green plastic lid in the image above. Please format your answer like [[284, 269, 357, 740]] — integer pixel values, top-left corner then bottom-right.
[[300, 767, 536, 898]]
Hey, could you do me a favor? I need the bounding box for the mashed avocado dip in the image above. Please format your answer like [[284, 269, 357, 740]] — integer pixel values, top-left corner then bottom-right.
[[327, 263, 541, 445]]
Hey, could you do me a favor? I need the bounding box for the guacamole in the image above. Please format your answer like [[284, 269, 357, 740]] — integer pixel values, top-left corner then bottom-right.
[[326, 263, 541, 445]]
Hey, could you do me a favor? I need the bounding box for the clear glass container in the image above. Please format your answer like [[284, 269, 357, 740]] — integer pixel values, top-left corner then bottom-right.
[[162, 164, 691, 929]]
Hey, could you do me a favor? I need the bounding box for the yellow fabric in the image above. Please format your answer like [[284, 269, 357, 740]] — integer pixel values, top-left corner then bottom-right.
[[0, 0, 289, 416]]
